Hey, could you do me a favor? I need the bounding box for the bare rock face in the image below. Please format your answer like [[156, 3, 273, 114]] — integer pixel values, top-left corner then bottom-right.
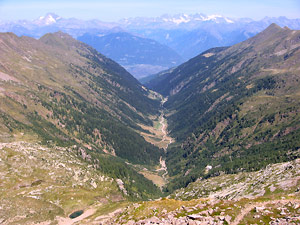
[[116, 178, 128, 195]]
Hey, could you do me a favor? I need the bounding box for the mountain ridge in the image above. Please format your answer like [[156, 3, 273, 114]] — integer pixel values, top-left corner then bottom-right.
[[2, 13, 300, 60]]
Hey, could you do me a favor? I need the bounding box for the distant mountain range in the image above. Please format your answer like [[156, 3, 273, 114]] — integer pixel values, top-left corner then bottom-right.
[[119, 13, 237, 29], [1, 13, 300, 77], [0, 13, 119, 38], [119, 13, 300, 30], [78, 32, 183, 78], [123, 14, 300, 59]]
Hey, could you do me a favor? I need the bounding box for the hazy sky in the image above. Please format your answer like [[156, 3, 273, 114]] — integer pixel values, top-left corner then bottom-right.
[[0, 0, 299, 21]]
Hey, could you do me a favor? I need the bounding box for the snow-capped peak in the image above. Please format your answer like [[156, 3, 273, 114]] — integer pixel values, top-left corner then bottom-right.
[[35, 13, 61, 26], [202, 14, 234, 23], [160, 13, 235, 25], [162, 14, 191, 24], [118, 13, 236, 28], [203, 14, 223, 21]]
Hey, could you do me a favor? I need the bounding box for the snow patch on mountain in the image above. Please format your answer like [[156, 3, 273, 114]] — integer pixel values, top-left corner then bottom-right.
[[162, 14, 191, 24], [203, 14, 222, 21], [224, 18, 234, 23], [159, 14, 235, 25], [202, 14, 234, 23]]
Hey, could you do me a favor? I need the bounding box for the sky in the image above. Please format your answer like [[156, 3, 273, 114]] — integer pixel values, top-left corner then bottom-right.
[[0, 0, 299, 22]]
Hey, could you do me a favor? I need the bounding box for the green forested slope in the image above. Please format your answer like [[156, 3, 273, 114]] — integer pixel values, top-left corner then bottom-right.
[[147, 24, 300, 192], [0, 31, 163, 199]]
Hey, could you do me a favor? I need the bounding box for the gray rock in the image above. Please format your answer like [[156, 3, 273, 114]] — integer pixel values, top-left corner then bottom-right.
[[188, 219, 197, 225], [225, 215, 232, 223], [218, 216, 225, 221], [208, 208, 214, 215], [187, 214, 203, 220]]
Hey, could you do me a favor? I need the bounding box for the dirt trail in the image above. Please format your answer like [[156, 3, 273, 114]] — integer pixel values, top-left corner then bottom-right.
[[231, 199, 300, 225]]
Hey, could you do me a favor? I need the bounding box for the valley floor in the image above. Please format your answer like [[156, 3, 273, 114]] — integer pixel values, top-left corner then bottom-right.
[[137, 97, 174, 188]]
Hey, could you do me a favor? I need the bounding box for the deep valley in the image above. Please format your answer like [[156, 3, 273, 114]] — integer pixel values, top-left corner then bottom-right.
[[0, 15, 300, 225]]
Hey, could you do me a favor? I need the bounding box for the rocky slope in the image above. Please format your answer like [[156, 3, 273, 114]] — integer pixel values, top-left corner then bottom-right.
[[111, 159, 300, 224], [3, 148, 297, 224], [0, 141, 124, 225], [172, 159, 300, 201]]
